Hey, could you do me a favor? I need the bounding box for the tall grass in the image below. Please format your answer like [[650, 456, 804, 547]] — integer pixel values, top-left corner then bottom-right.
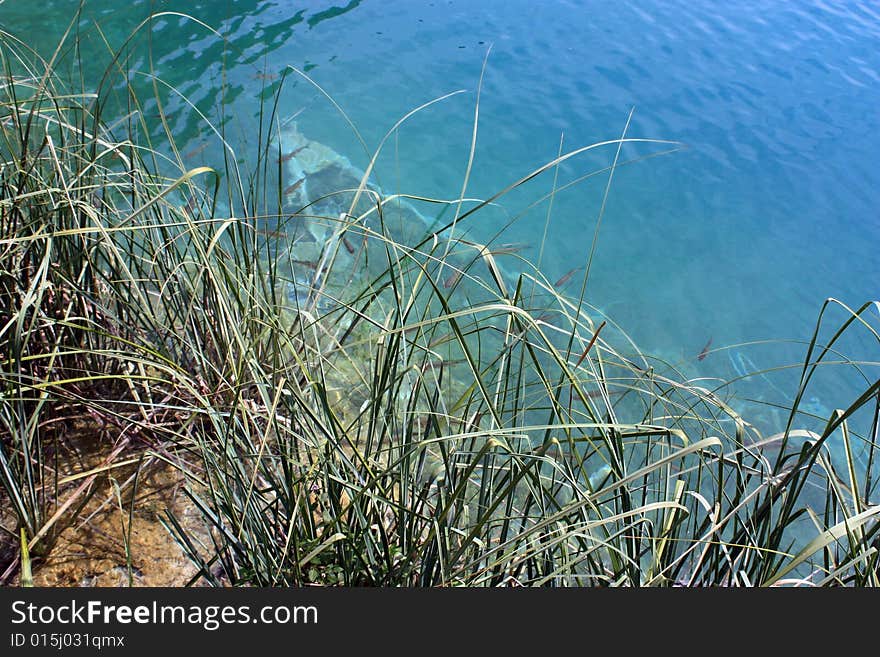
[[1, 12, 877, 586]]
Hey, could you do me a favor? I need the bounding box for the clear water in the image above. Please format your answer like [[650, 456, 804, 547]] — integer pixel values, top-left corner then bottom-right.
[[5, 1, 879, 442]]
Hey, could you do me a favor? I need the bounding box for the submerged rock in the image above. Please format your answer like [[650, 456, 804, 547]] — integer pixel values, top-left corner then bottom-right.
[[275, 122, 355, 210]]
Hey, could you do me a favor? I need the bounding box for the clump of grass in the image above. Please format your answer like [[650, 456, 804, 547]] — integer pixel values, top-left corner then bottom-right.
[[0, 12, 232, 572], [0, 20, 143, 558], [1, 12, 878, 587]]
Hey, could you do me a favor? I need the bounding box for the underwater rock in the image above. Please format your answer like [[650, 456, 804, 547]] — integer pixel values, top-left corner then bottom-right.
[[306, 162, 368, 212], [273, 122, 354, 242], [284, 279, 341, 315], [285, 280, 312, 307], [273, 119, 442, 249], [379, 198, 436, 245], [270, 119, 531, 311], [275, 122, 355, 206], [289, 239, 324, 264]]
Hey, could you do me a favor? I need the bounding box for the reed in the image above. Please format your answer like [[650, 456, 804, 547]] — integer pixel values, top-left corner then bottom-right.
[[0, 12, 877, 587]]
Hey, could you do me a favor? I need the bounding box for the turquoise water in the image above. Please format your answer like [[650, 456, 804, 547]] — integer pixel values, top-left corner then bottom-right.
[[5, 1, 880, 438]]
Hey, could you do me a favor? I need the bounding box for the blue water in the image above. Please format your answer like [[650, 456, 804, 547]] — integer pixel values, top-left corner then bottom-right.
[[5, 0, 880, 435]]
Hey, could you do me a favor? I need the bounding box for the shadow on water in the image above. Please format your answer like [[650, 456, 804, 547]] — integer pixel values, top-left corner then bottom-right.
[[307, 1, 364, 29]]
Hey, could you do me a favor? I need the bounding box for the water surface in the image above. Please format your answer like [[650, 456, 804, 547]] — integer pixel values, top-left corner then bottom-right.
[[5, 0, 879, 443]]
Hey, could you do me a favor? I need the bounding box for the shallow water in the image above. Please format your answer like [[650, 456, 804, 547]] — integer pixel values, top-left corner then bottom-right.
[[5, 1, 879, 447]]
